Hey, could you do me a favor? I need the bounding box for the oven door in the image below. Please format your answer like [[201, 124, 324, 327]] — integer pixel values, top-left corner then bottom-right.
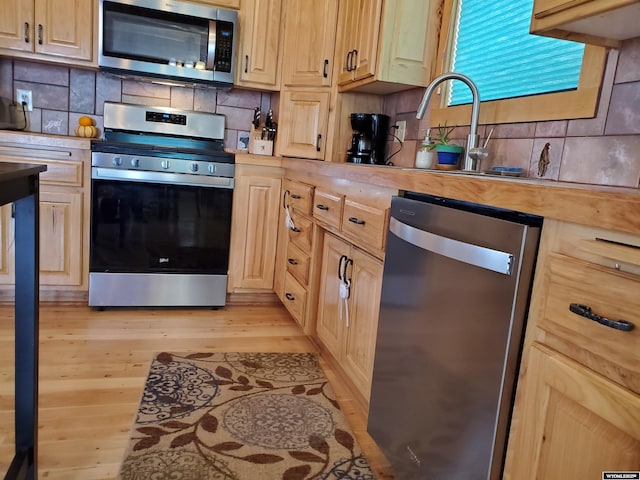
[[90, 169, 233, 275]]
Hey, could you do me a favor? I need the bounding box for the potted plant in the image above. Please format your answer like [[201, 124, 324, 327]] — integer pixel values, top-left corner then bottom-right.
[[434, 122, 463, 168]]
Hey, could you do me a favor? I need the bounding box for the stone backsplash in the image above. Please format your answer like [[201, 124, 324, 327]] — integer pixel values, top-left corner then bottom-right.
[[0, 59, 271, 151], [385, 37, 640, 189]]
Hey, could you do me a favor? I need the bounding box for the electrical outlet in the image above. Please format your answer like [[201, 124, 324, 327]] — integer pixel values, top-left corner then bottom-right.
[[16, 89, 33, 112], [394, 120, 406, 143]]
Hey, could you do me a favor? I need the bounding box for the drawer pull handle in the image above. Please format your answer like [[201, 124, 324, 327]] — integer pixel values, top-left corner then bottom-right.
[[287, 258, 298, 265], [316, 204, 329, 211], [291, 227, 301, 233], [285, 293, 295, 301], [569, 303, 634, 332], [290, 194, 301, 199], [348, 216, 365, 225]]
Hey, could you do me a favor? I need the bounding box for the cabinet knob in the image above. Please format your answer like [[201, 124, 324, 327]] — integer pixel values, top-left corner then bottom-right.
[[285, 293, 295, 301], [287, 258, 298, 265]]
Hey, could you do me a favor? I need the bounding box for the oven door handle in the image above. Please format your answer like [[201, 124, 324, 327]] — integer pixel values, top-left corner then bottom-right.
[[92, 167, 234, 189]]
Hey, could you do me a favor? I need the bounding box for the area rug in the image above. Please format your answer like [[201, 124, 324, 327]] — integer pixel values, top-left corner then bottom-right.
[[117, 352, 376, 480]]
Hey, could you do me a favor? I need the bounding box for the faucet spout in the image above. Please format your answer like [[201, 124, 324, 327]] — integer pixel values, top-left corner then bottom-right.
[[416, 72, 481, 171]]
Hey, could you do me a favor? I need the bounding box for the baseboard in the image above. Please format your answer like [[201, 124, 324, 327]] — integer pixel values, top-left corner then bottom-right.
[[226, 292, 282, 306], [0, 289, 88, 305]]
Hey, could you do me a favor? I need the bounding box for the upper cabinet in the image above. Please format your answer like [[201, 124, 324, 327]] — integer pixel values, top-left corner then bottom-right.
[[530, 0, 640, 48], [281, 0, 339, 88], [235, 0, 283, 90], [0, 0, 94, 65], [335, 0, 441, 94]]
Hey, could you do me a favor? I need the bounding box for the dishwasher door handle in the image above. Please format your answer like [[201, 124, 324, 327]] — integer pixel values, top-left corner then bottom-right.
[[389, 216, 514, 275]]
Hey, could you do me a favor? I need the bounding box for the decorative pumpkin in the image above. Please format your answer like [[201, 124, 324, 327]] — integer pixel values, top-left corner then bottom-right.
[[75, 124, 97, 138], [78, 116, 94, 126]]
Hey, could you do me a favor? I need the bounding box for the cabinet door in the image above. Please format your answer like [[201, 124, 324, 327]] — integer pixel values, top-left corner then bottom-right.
[[39, 189, 83, 286], [336, 0, 360, 85], [192, 0, 240, 8], [505, 343, 640, 479], [34, 0, 93, 61], [0, 0, 33, 52], [281, 0, 338, 87], [236, 0, 282, 89], [277, 90, 330, 160], [0, 205, 14, 284], [228, 172, 281, 291], [342, 246, 382, 400], [316, 233, 350, 362], [352, 0, 381, 82]]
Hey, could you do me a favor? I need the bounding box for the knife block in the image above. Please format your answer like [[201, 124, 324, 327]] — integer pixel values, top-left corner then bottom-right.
[[248, 125, 274, 156]]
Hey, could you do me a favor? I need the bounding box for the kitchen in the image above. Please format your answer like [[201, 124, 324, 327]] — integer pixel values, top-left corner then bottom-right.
[[0, 0, 639, 479]]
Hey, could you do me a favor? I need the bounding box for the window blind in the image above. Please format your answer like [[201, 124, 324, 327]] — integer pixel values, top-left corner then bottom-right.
[[450, 0, 586, 106]]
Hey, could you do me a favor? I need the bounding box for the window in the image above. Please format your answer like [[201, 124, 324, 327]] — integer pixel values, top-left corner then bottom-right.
[[430, 0, 607, 126]]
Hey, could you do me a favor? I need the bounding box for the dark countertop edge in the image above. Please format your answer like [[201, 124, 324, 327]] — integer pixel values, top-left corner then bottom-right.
[[0, 162, 47, 182]]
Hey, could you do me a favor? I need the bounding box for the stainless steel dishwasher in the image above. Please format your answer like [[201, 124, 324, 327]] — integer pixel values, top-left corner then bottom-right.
[[368, 192, 542, 479]]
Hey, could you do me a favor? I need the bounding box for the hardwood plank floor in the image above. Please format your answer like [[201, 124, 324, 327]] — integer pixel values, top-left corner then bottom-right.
[[0, 303, 395, 479]]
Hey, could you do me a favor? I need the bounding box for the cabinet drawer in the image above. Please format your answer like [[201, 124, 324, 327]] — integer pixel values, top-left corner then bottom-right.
[[540, 253, 640, 393], [288, 214, 313, 251], [0, 155, 83, 187], [341, 199, 387, 251], [283, 272, 307, 327], [313, 189, 343, 230], [286, 241, 310, 286], [284, 179, 314, 215]]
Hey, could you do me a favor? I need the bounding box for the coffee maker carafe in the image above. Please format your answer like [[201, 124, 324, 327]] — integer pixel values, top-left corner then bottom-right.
[[346, 113, 390, 165]]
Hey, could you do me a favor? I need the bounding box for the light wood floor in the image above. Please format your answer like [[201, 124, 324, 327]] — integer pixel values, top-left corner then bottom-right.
[[0, 302, 394, 479]]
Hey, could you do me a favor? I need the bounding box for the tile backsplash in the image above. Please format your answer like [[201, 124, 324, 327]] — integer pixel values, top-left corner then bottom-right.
[[0, 59, 271, 151], [384, 37, 640, 189]]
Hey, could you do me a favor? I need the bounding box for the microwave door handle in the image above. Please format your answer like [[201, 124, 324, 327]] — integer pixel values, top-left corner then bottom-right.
[[207, 20, 217, 71]]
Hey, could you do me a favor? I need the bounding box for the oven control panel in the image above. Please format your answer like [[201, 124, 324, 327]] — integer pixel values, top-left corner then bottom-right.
[[146, 111, 187, 125]]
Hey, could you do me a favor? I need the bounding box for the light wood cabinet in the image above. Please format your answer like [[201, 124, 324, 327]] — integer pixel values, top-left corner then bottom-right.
[[530, 0, 640, 49], [281, 0, 339, 87], [0, 0, 94, 64], [0, 134, 91, 297], [235, 0, 283, 90], [274, 179, 321, 334], [335, 0, 441, 94], [276, 89, 331, 160], [190, 0, 240, 8], [504, 219, 640, 478], [316, 232, 382, 400], [227, 163, 283, 293]]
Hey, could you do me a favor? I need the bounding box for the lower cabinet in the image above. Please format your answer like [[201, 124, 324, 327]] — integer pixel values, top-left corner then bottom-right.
[[315, 232, 383, 401], [506, 343, 640, 478], [227, 163, 283, 292]]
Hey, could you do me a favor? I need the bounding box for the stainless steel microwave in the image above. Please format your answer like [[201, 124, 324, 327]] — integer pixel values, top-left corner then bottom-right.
[[98, 0, 237, 88]]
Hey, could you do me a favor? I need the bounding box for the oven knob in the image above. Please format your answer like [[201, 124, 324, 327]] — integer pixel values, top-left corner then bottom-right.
[[190, 163, 199, 173], [208, 164, 216, 174], [131, 158, 140, 168], [161, 160, 171, 170], [112, 157, 122, 167]]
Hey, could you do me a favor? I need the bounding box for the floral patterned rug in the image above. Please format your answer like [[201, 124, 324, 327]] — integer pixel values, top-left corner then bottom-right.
[[117, 352, 376, 480]]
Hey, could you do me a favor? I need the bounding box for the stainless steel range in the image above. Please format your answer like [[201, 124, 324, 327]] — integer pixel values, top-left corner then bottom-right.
[[89, 102, 234, 307]]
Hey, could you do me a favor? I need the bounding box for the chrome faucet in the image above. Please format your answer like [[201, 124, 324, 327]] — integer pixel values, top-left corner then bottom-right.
[[416, 72, 481, 171]]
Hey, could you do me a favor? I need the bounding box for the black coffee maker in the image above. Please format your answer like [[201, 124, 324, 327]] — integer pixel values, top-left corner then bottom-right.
[[346, 113, 390, 165]]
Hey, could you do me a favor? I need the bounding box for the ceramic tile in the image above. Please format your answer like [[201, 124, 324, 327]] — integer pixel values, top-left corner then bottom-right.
[[26, 108, 42, 133], [260, 93, 272, 119], [217, 89, 262, 109], [567, 49, 618, 137], [0, 58, 13, 99], [95, 73, 121, 115], [604, 82, 640, 135], [615, 37, 640, 83], [389, 139, 416, 168], [559, 136, 640, 187], [491, 123, 536, 138], [121, 94, 170, 107], [216, 105, 253, 130], [528, 138, 564, 180], [484, 138, 534, 173], [396, 88, 424, 114], [382, 93, 398, 117], [535, 121, 567, 138], [170, 87, 195, 110], [14, 60, 69, 86], [41, 109, 68, 135], [122, 80, 170, 99], [225, 129, 238, 150], [194, 89, 217, 113], [69, 69, 95, 114], [15, 80, 68, 111], [396, 112, 419, 141]]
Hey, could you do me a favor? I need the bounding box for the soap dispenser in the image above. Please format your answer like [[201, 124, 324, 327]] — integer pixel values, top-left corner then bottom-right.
[[415, 129, 435, 169]]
